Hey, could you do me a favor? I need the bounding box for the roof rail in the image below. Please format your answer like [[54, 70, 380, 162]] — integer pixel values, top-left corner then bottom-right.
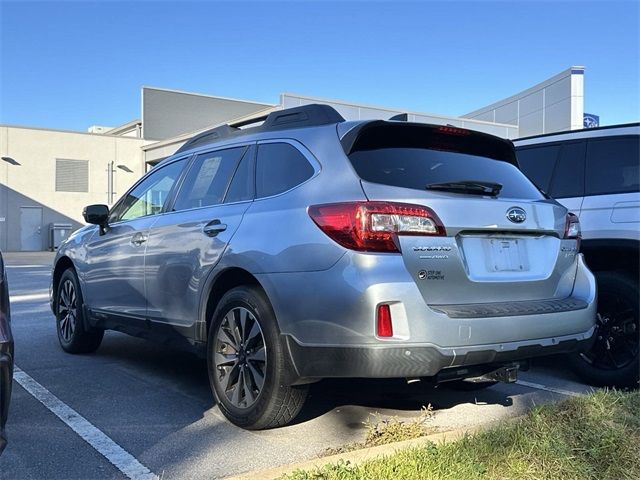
[[262, 104, 345, 129], [231, 114, 270, 128], [389, 113, 408, 121], [175, 125, 240, 153], [175, 104, 345, 154]]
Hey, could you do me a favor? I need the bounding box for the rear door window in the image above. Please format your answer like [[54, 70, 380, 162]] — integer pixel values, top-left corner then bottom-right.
[[255, 143, 315, 198], [585, 137, 640, 195], [173, 146, 247, 211], [348, 125, 542, 200], [224, 146, 255, 203]]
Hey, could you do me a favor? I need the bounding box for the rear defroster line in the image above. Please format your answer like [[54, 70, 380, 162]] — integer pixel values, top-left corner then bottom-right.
[[13, 366, 157, 480]]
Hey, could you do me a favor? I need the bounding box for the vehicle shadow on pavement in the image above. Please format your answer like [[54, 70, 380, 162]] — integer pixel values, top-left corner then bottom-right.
[[292, 378, 514, 426], [95, 333, 513, 425], [94, 333, 516, 429], [95, 334, 213, 407]]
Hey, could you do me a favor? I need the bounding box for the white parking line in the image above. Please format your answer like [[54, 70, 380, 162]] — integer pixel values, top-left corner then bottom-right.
[[515, 379, 584, 397], [9, 293, 50, 302], [13, 367, 158, 480]]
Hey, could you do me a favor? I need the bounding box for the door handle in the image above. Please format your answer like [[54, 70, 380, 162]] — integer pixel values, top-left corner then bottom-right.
[[203, 219, 227, 237], [130, 232, 148, 246]]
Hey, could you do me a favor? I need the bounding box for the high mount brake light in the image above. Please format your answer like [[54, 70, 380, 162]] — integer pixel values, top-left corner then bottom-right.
[[308, 201, 446, 253], [436, 126, 471, 136]]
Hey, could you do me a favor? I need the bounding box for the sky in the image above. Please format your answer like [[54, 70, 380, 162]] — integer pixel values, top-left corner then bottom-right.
[[0, 0, 638, 131]]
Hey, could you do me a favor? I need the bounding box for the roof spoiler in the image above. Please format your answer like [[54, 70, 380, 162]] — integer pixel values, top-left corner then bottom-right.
[[340, 120, 518, 166], [175, 104, 345, 154]]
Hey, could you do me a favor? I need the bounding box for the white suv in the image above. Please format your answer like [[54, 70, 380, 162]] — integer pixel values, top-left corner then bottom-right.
[[515, 123, 639, 387]]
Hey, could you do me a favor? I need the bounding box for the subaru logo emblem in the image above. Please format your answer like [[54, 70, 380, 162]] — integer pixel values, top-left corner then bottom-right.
[[506, 207, 526, 223]]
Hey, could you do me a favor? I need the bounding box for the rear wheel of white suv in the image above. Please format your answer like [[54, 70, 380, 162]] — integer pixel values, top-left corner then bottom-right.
[[207, 286, 308, 429], [569, 271, 639, 388]]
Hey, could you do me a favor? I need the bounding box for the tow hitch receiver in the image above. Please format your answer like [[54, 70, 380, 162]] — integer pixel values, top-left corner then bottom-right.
[[488, 365, 519, 383]]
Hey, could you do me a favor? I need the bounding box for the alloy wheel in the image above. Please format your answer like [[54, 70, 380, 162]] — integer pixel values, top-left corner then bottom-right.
[[58, 279, 77, 342], [581, 292, 639, 370], [214, 307, 267, 409]]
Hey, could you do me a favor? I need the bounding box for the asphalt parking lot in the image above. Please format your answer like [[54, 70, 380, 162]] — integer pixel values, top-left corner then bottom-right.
[[0, 252, 595, 480]]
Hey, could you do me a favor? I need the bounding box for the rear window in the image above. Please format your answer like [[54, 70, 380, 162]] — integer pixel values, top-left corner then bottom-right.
[[516, 141, 586, 198], [549, 141, 586, 198], [516, 144, 560, 192], [347, 124, 543, 200]]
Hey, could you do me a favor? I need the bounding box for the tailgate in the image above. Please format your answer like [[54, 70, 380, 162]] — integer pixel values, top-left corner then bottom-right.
[[362, 184, 578, 306]]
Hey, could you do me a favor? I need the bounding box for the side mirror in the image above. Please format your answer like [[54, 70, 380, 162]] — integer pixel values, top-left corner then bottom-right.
[[83, 204, 109, 234]]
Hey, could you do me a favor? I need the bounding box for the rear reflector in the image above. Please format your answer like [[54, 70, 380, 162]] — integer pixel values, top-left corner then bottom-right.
[[376, 304, 393, 337], [308, 201, 445, 253]]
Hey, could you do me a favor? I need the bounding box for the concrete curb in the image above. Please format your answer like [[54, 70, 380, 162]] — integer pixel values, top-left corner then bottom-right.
[[224, 424, 486, 480]]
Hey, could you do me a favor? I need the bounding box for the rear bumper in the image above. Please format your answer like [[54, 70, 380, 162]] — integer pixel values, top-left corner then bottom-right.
[[284, 326, 596, 381], [260, 252, 597, 348], [262, 252, 597, 383]]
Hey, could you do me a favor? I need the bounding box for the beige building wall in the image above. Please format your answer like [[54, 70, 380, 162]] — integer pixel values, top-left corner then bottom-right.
[[0, 125, 145, 251]]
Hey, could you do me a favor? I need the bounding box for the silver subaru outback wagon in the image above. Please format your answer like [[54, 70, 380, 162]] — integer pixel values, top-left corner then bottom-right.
[[51, 104, 597, 429]]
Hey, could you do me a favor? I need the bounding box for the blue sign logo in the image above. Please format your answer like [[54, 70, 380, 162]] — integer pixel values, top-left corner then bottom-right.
[[584, 113, 600, 128]]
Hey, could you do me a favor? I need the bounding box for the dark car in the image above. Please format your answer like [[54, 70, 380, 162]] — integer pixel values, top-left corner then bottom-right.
[[0, 251, 13, 453]]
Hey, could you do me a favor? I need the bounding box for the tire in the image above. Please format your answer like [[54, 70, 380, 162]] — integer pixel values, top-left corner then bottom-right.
[[568, 271, 639, 388], [207, 286, 308, 429], [444, 379, 498, 391], [55, 269, 104, 354]]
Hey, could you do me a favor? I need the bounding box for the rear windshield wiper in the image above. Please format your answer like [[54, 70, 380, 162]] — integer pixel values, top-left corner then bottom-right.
[[425, 180, 503, 196]]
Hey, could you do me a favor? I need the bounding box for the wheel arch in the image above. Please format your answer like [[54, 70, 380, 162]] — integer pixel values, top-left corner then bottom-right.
[[52, 256, 76, 309], [199, 267, 267, 342]]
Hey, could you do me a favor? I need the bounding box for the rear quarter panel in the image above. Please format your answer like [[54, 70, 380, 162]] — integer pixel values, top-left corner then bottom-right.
[[224, 129, 365, 274]]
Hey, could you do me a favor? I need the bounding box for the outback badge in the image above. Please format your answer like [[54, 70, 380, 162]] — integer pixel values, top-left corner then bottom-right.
[[506, 207, 526, 223]]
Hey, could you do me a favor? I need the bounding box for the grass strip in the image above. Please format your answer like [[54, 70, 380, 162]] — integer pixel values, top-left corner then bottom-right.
[[282, 389, 640, 480], [323, 406, 436, 456]]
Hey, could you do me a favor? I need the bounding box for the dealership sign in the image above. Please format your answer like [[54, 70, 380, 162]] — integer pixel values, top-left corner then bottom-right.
[[583, 113, 600, 128]]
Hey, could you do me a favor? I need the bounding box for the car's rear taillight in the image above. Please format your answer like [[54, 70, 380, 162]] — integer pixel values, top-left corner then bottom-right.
[[564, 213, 581, 249], [308, 201, 445, 253], [564, 213, 581, 239]]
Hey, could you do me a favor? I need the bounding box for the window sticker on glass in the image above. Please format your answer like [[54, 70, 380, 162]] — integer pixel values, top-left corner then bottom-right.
[[190, 156, 222, 202]]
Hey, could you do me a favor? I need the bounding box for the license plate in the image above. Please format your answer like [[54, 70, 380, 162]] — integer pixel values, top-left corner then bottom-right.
[[488, 238, 529, 272]]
